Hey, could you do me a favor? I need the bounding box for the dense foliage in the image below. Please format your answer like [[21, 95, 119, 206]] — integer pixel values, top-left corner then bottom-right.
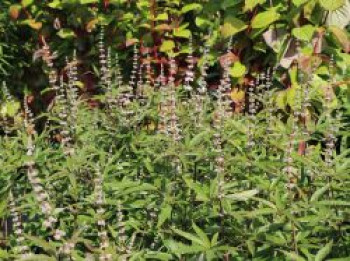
[[0, 0, 350, 260]]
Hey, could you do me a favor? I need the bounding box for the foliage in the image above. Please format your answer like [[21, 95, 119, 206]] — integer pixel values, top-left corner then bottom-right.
[[1, 0, 349, 98], [0, 40, 350, 261]]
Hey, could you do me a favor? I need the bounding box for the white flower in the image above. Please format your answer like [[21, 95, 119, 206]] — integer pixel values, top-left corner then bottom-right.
[[100, 241, 109, 249], [53, 229, 66, 240], [41, 202, 52, 214], [98, 219, 106, 226]]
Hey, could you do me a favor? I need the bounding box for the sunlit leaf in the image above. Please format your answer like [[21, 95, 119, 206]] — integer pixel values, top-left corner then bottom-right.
[[315, 241, 333, 261], [244, 0, 266, 11], [292, 25, 315, 41], [181, 3, 202, 13], [251, 8, 280, 28], [230, 61, 246, 78], [221, 17, 247, 38], [319, 0, 345, 11], [226, 189, 259, 201], [57, 28, 76, 38], [160, 40, 175, 52]]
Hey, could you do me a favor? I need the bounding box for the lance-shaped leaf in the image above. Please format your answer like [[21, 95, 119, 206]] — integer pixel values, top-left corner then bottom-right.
[[226, 189, 259, 201]]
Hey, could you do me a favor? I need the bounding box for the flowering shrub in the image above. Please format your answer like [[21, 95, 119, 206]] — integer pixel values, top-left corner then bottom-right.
[[0, 27, 349, 260]]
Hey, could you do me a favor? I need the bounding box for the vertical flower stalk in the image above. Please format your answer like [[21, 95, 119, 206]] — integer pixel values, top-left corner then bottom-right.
[[2, 81, 13, 137], [23, 96, 63, 240], [168, 57, 181, 144], [58, 75, 72, 154], [125, 232, 137, 255], [158, 63, 169, 135], [283, 92, 300, 255], [145, 52, 152, 88], [283, 80, 300, 190], [106, 47, 112, 90], [41, 40, 58, 98], [184, 36, 194, 92], [99, 26, 108, 90], [213, 67, 226, 223], [197, 42, 209, 94], [114, 53, 123, 90], [300, 67, 311, 138], [194, 41, 210, 129], [9, 191, 30, 257], [66, 52, 79, 141], [129, 43, 139, 90], [116, 200, 126, 253], [324, 55, 337, 199], [94, 165, 112, 261], [105, 47, 114, 108], [136, 53, 145, 103], [218, 56, 231, 118], [283, 120, 297, 191], [115, 44, 138, 126], [257, 72, 265, 113], [167, 56, 183, 205], [265, 67, 275, 135], [222, 37, 234, 118], [245, 78, 257, 184], [246, 79, 257, 151]]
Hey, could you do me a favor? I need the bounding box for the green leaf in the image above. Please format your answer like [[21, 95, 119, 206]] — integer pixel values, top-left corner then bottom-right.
[[157, 205, 172, 228], [160, 40, 175, 52], [244, 0, 266, 11], [22, 19, 42, 30], [80, 0, 99, 4], [173, 28, 191, 38], [25, 235, 57, 255], [1, 101, 20, 117], [251, 8, 280, 28], [315, 200, 350, 206], [281, 251, 307, 261], [329, 25, 350, 52], [22, 0, 34, 7], [319, 0, 345, 11], [144, 252, 173, 261], [211, 233, 219, 246], [57, 29, 76, 38], [48, 0, 63, 9], [181, 3, 202, 13], [164, 240, 204, 255], [0, 249, 10, 259], [172, 228, 206, 247], [315, 241, 333, 261], [0, 199, 8, 218], [221, 17, 247, 38], [195, 17, 210, 28], [18, 255, 56, 261], [230, 61, 246, 78], [310, 184, 330, 202], [292, 25, 315, 41], [292, 0, 308, 7], [192, 223, 210, 248], [226, 189, 259, 201], [222, 0, 242, 8], [155, 13, 168, 21]]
